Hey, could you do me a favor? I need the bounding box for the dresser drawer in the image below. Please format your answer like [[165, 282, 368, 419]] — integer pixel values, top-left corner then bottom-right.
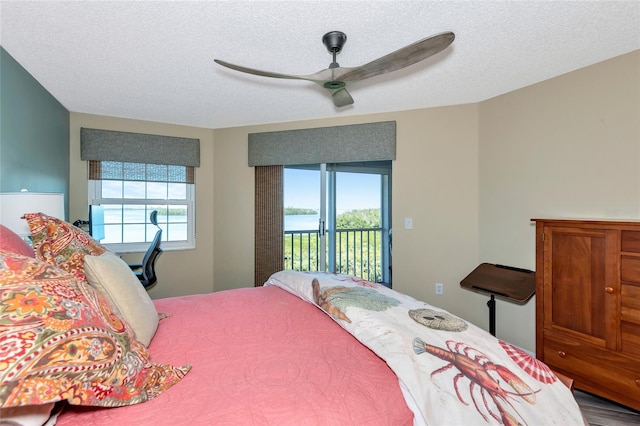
[[621, 284, 640, 357], [621, 256, 640, 283], [622, 284, 640, 323], [622, 321, 640, 357], [622, 231, 640, 253], [542, 332, 640, 407]]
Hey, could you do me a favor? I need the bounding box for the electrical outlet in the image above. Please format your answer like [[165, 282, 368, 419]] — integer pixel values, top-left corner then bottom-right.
[[435, 283, 444, 295]]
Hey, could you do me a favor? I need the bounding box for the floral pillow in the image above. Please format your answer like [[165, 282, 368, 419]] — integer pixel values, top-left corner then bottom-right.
[[23, 213, 109, 282], [0, 249, 191, 408]]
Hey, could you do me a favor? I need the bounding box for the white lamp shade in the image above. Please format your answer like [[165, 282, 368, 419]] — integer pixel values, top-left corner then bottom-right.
[[0, 192, 65, 236]]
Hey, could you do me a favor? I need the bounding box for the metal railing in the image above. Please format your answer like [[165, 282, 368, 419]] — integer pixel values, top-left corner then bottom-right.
[[284, 227, 383, 282]]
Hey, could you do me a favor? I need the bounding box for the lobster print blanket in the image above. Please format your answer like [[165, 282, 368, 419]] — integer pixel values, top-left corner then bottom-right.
[[265, 271, 586, 426]]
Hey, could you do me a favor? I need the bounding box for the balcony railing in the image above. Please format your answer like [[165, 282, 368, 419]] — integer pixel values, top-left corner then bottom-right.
[[284, 227, 383, 283]]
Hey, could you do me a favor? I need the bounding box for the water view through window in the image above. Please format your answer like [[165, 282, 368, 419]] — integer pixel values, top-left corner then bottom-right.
[[284, 163, 390, 284], [285, 214, 319, 231], [101, 206, 188, 243], [284, 168, 382, 224]]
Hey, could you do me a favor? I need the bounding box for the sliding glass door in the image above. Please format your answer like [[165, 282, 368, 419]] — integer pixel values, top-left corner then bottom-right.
[[284, 161, 392, 285]]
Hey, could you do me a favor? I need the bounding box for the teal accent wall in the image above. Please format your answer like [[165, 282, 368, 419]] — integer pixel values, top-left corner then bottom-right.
[[0, 47, 70, 214]]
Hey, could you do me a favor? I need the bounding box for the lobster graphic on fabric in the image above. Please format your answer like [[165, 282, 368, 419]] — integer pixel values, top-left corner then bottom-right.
[[413, 338, 539, 426]]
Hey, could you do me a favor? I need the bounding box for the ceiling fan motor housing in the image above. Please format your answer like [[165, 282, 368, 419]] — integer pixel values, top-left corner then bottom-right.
[[322, 31, 347, 53]]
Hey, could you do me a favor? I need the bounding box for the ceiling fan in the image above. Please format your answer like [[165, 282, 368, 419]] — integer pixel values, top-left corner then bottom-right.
[[214, 31, 455, 108]]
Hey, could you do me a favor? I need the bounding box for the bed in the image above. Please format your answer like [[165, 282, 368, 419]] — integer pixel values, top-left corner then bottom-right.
[[0, 214, 586, 425]]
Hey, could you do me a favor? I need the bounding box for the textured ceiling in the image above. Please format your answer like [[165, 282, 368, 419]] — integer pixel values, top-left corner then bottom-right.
[[1, 1, 639, 129]]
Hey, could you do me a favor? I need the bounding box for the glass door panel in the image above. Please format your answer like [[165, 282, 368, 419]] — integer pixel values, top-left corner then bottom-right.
[[283, 166, 324, 271], [284, 161, 391, 285]]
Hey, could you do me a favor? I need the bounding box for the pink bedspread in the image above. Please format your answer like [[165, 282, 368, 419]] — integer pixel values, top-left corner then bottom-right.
[[57, 286, 413, 425]]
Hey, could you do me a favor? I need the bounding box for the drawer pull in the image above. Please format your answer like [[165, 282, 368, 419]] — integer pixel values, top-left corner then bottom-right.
[[636, 379, 640, 387], [558, 351, 566, 358], [605, 287, 614, 294]]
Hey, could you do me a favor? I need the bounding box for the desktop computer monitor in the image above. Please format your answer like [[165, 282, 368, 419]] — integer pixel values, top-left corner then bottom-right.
[[89, 205, 105, 241]]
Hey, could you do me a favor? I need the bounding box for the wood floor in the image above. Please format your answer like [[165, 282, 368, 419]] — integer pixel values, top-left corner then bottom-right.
[[574, 390, 640, 425]]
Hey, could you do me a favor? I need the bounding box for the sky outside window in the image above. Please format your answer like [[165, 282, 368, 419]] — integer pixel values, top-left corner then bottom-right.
[[284, 168, 380, 214]]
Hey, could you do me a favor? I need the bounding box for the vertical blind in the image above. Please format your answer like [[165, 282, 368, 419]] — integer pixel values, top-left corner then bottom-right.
[[254, 165, 283, 286]]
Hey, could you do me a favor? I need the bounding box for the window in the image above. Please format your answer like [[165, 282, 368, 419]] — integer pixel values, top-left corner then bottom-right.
[[88, 160, 195, 253], [80, 128, 200, 254], [284, 161, 392, 285]]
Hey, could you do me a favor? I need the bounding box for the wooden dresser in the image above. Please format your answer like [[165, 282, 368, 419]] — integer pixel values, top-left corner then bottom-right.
[[533, 219, 640, 410]]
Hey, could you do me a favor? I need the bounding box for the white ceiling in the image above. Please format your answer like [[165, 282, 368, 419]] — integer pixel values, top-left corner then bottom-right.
[[1, 1, 639, 129]]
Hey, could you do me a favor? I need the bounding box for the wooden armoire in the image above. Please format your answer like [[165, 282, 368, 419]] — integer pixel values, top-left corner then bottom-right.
[[533, 219, 640, 410]]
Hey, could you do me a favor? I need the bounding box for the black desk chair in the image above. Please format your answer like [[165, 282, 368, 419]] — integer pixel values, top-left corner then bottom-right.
[[128, 211, 163, 289]]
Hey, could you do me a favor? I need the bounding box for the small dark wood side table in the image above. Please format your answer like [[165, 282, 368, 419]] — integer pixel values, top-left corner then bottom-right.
[[460, 263, 535, 336]]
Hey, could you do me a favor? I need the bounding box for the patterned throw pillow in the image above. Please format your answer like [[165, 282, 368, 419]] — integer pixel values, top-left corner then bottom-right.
[[0, 249, 191, 408], [23, 213, 109, 282]]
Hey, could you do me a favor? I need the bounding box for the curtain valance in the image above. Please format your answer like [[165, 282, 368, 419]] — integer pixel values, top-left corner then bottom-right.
[[248, 121, 396, 166], [81, 128, 200, 167]]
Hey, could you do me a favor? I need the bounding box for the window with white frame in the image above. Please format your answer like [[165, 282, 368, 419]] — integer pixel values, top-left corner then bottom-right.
[[88, 161, 195, 253], [80, 127, 200, 254]]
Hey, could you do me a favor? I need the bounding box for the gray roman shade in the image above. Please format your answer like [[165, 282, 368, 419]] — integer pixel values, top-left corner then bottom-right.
[[81, 128, 200, 167], [248, 121, 396, 166]]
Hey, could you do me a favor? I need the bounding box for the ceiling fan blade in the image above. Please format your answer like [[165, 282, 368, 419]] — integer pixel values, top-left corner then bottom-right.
[[338, 31, 455, 82], [216, 31, 453, 107], [214, 59, 310, 81], [215, 59, 355, 105], [215, 59, 344, 85], [331, 88, 354, 107], [215, 59, 354, 106]]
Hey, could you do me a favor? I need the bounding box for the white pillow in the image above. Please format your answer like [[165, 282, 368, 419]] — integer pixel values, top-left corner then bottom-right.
[[84, 252, 158, 346]]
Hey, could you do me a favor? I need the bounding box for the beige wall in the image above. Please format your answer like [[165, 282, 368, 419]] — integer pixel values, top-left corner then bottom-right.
[[68, 49, 639, 354], [478, 50, 640, 350], [69, 113, 216, 299], [211, 108, 481, 325]]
